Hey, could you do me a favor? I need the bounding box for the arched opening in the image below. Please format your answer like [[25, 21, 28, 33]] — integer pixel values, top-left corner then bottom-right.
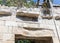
[[15, 35, 53, 43]]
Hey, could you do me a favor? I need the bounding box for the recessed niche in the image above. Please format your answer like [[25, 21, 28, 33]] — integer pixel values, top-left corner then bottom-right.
[[15, 34, 53, 43], [16, 16, 38, 22]]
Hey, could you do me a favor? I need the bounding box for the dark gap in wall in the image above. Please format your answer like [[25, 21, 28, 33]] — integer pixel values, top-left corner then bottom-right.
[[16, 16, 38, 22]]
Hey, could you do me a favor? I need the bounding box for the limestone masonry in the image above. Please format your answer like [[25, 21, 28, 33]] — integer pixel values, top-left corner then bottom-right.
[[0, 5, 60, 43]]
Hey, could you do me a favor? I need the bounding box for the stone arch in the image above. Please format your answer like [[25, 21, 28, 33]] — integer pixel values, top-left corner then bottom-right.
[[15, 34, 53, 43]]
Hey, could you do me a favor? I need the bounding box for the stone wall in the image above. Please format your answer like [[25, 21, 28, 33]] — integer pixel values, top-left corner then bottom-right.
[[0, 6, 59, 43]]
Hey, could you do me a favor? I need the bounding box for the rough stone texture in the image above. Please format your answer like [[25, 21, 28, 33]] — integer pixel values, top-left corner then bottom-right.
[[13, 27, 53, 37], [0, 6, 59, 43]]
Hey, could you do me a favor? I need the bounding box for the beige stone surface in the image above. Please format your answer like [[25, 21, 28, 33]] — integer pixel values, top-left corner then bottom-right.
[[0, 20, 5, 26], [0, 26, 8, 33], [8, 26, 13, 34], [0, 40, 3, 43], [0, 26, 13, 34], [0, 6, 59, 43], [13, 27, 53, 37], [40, 20, 54, 25], [52, 37, 60, 43], [40, 24, 55, 30], [0, 34, 3, 40], [3, 40, 14, 43], [3, 34, 14, 41]]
